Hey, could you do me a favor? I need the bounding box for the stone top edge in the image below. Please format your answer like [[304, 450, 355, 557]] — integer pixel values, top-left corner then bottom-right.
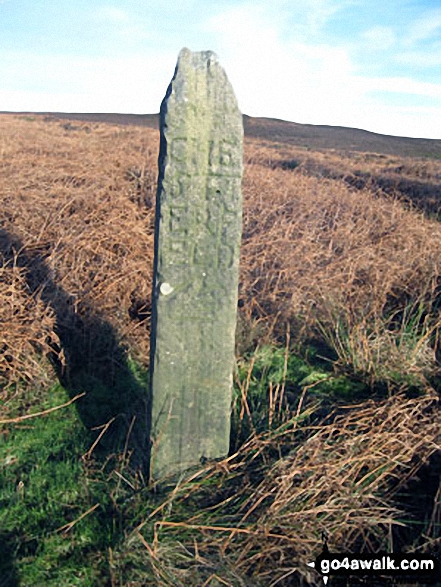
[[178, 47, 219, 69]]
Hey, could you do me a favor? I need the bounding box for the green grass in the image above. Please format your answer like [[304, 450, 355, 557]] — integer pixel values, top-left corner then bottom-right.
[[0, 384, 121, 585], [232, 343, 373, 449], [0, 348, 318, 583], [0, 340, 437, 585]]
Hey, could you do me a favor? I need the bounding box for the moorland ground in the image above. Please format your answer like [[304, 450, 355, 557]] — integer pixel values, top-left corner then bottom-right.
[[1, 113, 441, 586]]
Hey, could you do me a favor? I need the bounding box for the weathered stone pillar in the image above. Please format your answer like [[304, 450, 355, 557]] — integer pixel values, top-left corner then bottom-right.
[[150, 48, 243, 479]]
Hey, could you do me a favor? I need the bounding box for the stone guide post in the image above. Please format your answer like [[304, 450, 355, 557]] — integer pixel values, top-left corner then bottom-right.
[[149, 48, 243, 478]]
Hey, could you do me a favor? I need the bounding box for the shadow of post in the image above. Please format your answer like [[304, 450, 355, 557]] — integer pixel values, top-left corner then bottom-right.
[[0, 531, 18, 587], [0, 228, 151, 472]]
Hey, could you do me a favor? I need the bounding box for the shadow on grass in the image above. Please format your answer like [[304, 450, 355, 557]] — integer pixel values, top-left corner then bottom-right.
[[392, 450, 441, 555], [0, 228, 151, 471], [0, 531, 18, 587]]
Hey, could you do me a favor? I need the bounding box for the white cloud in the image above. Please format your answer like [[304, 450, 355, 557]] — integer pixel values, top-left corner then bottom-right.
[[1, 1, 440, 139], [349, 103, 441, 139], [0, 88, 96, 113], [91, 5, 155, 44], [95, 6, 131, 23], [301, 0, 358, 34], [406, 8, 441, 45], [396, 46, 441, 68], [362, 26, 396, 50], [204, 3, 441, 138], [360, 76, 441, 99], [117, 24, 154, 42], [0, 51, 176, 113]]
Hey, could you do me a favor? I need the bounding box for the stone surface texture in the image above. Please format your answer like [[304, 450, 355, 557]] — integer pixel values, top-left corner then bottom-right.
[[150, 48, 243, 478]]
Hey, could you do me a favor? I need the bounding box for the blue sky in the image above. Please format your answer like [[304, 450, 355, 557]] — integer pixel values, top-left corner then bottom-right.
[[1, 0, 440, 138]]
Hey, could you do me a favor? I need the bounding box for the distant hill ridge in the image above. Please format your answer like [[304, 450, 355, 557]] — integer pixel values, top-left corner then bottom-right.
[[2, 111, 440, 158]]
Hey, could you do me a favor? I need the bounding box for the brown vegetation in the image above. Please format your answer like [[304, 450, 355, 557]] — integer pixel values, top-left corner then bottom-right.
[[243, 115, 441, 158], [2, 114, 441, 394], [133, 392, 441, 585], [2, 114, 441, 584], [8, 111, 441, 157], [0, 115, 156, 391]]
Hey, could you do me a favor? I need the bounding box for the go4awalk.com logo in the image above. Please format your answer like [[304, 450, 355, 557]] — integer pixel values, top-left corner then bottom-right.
[[307, 535, 439, 585]]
